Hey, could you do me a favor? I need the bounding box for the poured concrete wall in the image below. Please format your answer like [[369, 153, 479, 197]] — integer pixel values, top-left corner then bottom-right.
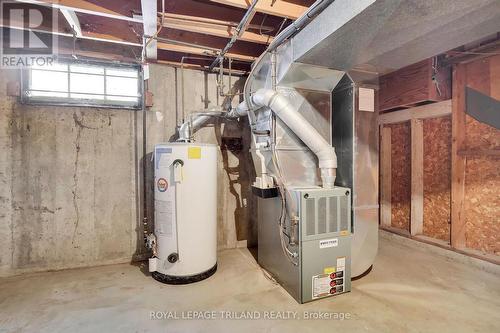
[[0, 64, 255, 277]]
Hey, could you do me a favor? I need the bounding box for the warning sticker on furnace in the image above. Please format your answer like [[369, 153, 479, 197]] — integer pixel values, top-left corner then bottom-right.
[[312, 273, 331, 299]]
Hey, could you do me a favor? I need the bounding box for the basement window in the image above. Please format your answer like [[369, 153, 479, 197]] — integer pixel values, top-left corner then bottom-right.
[[22, 60, 142, 109]]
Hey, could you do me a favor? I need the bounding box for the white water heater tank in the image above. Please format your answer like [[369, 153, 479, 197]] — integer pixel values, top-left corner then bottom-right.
[[149, 143, 218, 284]]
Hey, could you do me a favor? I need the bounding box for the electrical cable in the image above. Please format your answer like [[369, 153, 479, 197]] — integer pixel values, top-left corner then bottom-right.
[[259, 14, 268, 35], [268, 114, 298, 266], [275, 17, 288, 36]]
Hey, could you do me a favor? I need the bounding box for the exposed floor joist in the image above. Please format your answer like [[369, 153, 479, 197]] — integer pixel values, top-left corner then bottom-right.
[[30, 0, 278, 44], [160, 29, 266, 58], [156, 42, 255, 63], [22, 0, 141, 22], [210, 0, 308, 20], [11, 0, 301, 70], [157, 60, 247, 75], [162, 14, 272, 45]]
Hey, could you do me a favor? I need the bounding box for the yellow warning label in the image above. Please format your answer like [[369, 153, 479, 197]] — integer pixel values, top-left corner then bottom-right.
[[340, 230, 349, 236], [323, 267, 336, 274], [188, 147, 201, 159]]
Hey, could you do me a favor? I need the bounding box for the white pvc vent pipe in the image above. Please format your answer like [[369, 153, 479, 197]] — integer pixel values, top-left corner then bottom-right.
[[239, 89, 337, 188]]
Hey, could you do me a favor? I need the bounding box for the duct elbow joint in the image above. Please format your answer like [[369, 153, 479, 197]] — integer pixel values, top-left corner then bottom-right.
[[317, 148, 337, 169]]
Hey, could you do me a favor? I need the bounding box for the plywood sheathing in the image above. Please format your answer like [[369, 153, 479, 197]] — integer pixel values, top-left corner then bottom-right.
[[461, 56, 500, 255], [423, 116, 451, 241], [464, 157, 500, 255], [389, 122, 411, 231]]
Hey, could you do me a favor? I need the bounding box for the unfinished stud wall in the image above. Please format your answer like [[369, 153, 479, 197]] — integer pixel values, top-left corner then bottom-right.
[[0, 64, 255, 277], [380, 54, 499, 259], [389, 122, 411, 231], [422, 116, 451, 241], [460, 56, 500, 255]]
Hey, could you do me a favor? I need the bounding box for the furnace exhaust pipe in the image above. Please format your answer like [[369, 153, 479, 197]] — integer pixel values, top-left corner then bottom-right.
[[235, 89, 337, 188], [177, 111, 223, 142]]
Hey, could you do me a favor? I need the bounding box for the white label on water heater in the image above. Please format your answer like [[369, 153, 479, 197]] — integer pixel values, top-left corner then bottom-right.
[[319, 238, 338, 249], [157, 201, 174, 236]]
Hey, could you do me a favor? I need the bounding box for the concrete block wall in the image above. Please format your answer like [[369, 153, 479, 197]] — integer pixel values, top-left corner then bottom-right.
[[0, 64, 256, 277]]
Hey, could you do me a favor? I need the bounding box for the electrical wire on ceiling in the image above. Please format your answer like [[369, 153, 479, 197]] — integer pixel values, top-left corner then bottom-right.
[[259, 14, 268, 35]]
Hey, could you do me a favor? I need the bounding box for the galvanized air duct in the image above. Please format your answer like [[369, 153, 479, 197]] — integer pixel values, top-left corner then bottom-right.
[[177, 111, 223, 142]]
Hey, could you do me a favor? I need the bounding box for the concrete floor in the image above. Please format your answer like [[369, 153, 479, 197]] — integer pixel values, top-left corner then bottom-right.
[[1, 232, 499, 333]]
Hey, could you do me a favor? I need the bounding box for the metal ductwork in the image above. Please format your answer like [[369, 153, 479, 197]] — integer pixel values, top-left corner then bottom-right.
[[172, 0, 500, 301], [177, 111, 223, 142]]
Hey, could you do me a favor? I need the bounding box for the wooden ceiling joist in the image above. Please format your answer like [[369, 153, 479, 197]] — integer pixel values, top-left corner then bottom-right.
[[10, 0, 301, 70], [157, 60, 248, 75], [156, 42, 255, 63], [162, 14, 272, 45], [28, 1, 277, 44], [210, 0, 308, 20], [2, 23, 254, 64], [21, 0, 141, 22], [161, 29, 267, 58]]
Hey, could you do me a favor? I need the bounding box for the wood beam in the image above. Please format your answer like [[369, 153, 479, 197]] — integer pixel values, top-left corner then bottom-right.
[[22, 0, 141, 22], [18, 2, 270, 58], [410, 119, 423, 236], [162, 14, 272, 44], [210, 0, 308, 20], [157, 60, 248, 75], [157, 50, 251, 72], [160, 29, 266, 58], [1, 22, 255, 63], [450, 64, 467, 249], [378, 100, 452, 125], [84, 30, 255, 62], [380, 125, 392, 228], [156, 42, 255, 63]]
